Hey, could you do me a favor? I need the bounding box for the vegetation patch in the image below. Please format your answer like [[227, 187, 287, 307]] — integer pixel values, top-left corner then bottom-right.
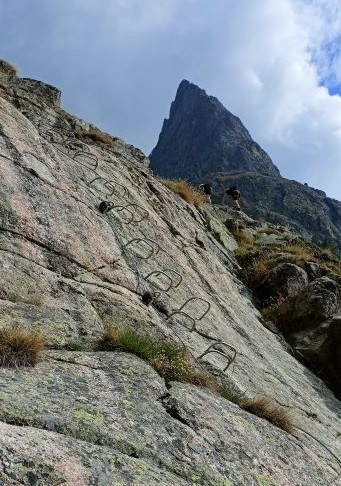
[[284, 244, 316, 263], [99, 323, 202, 383], [234, 228, 255, 246], [75, 128, 114, 145], [97, 323, 242, 404], [0, 59, 17, 76], [261, 295, 292, 326], [0, 327, 45, 367], [160, 179, 205, 206], [241, 396, 294, 433]]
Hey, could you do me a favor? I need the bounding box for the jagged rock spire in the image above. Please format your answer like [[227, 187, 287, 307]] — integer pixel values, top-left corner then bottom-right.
[[150, 79, 280, 179]]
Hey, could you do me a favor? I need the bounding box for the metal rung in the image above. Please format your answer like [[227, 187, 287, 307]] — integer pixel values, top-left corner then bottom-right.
[[166, 311, 197, 331], [109, 204, 148, 224], [144, 271, 173, 292], [197, 342, 237, 372], [88, 176, 129, 199], [73, 151, 98, 170], [123, 204, 149, 223], [65, 138, 90, 153], [177, 297, 211, 321], [123, 238, 160, 259], [144, 269, 182, 292]]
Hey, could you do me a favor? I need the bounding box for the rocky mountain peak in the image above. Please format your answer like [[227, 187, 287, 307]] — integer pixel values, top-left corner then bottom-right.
[[150, 79, 280, 179], [150, 80, 341, 253]]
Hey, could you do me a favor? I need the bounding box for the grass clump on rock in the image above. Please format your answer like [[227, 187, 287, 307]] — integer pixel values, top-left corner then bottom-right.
[[99, 323, 200, 383], [0, 327, 45, 367], [0, 59, 17, 76], [160, 179, 205, 206], [98, 323, 236, 398], [75, 128, 114, 145], [241, 396, 294, 433]]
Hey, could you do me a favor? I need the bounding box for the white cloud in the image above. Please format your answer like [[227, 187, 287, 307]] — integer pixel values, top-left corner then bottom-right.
[[200, 0, 341, 199], [1, 0, 341, 199]]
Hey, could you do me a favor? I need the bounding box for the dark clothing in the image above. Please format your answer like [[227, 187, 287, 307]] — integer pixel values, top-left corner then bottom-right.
[[231, 189, 241, 200], [225, 187, 241, 210], [225, 188, 241, 200], [200, 183, 212, 195]]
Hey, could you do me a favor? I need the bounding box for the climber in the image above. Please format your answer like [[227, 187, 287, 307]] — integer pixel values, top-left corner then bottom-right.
[[223, 186, 241, 211], [99, 201, 115, 214], [199, 182, 213, 203]]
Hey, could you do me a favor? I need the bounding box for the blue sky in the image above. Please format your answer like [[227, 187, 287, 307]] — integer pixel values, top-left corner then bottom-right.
[[1, 0, 341, 201]]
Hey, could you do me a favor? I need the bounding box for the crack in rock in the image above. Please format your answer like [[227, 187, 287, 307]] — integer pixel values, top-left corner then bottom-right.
[[157, 392, 198, 431]]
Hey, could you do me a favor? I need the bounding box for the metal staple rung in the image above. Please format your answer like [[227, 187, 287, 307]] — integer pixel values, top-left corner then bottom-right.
[[144, 269, 182, 292], [177, 297, 211, 321], [123, 204, 149, 223], [197, 342, 237, 372], [166, 310, 197, 332], [123, 238, 160, 259], [88, 176, 129, 199], [73, 151, 98, 170], [144, 271, 173, 292], [65, 138, 91, 153]]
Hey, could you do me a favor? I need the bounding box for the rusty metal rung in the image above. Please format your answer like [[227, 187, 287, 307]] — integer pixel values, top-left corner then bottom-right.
[[88, 176, 129, 199], [144, 269, 182, 292]]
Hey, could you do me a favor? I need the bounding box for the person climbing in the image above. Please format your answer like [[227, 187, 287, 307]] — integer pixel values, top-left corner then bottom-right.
[[99, 201, 115, 214], [199, 182, 213, 203], [223, 186, 241, 210]]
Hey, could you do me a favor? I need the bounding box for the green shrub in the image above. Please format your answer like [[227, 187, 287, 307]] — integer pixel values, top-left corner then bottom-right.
[[0, 327, 45, 367]]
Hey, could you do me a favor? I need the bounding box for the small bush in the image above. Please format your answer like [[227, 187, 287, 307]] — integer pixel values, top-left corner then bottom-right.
[[0, 59, 17, 76], [234, 228, 254, 246], [234, 242, 256, 259], [284, 244, 315, 263], [261, 294, 292, 325], [218, 386, 243, 405], [75, 128, 113, 145], [241, 396, 294, 433], [0, 327, 45, 367], [160, 179, 205, 206]]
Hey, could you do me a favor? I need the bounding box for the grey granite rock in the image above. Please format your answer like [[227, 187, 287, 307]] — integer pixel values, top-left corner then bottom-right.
[[0, 71, 340, 485]]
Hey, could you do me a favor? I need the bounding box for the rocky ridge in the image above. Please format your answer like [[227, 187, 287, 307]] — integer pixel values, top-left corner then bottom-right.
[[0, 66, 340, 485], [149, 80, 341, 252]]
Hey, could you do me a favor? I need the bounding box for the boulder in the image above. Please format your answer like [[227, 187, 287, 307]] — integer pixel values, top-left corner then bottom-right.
[[290, 277, 341, 330], [303, 262, 324, 281], [291, 314, 341, 397], [258, 262, 308, 299]]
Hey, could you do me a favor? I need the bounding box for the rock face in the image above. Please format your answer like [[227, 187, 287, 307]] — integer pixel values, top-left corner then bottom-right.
[[258, 263, 309, 299], [0, 66, 341, 485], [150, 81, 341, 252]]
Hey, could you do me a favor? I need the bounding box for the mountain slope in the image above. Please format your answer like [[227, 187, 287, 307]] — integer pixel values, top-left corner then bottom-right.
[[150, 80, 341, 252], [0, 66, 340, 485]]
